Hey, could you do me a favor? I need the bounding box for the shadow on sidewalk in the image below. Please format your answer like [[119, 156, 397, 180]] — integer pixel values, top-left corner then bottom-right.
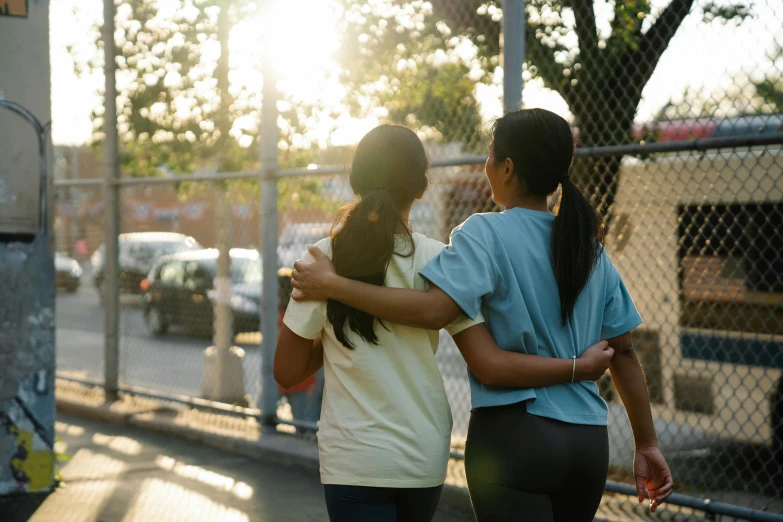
[[2, 413, 472, 522]]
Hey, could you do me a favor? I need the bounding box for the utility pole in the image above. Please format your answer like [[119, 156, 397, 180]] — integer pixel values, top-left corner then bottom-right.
[[501, 0, 525, 112]]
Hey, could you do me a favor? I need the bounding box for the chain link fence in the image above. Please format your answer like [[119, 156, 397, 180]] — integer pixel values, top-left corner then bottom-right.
[[50, 0, 783, 518], [53, 148, 105, 385], [438, 142, 783, 513]]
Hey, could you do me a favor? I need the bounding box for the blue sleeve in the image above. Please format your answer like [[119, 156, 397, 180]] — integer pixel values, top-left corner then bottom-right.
[[419, 229, 498, 320], [601, 253, 643, 339]]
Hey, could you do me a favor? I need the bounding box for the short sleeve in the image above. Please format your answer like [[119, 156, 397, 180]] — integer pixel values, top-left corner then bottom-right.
[[601, 253, 643, 339], [445, 311, 485, 336], [419, 228, 498, 320], [282, 239, 330, 340]]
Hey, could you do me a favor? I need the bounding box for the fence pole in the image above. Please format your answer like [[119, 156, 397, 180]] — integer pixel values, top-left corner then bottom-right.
[[502, 0, 525, 112], [102, 0, 120, 402], [67, 147, 78, 256], [259, 2, 279, 430]]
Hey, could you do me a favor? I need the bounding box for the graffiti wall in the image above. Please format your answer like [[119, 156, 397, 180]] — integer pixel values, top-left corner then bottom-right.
[[0, 235, 56, 495]]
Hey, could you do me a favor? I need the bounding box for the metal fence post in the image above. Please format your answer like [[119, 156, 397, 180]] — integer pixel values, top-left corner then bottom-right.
[[502, 0, 525, 112], [259, 5, 279, 430], [102, 0, 120, 402]]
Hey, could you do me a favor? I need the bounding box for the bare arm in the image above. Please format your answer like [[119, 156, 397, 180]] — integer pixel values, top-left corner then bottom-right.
[[274, 325, 324, 389], [608, 333, 657, 447], [608, 332, 673, 511], [454, 324, 615, 387], [292, 246, 464, 330], [329, 282, 461, 330]]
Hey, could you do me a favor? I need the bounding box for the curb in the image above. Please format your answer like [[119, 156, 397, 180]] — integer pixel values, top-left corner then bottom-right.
[[56, 397, 139, 425], [129, 412, 321, 474]]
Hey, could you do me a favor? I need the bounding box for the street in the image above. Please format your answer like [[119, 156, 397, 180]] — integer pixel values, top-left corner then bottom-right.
[[56, 285, 264, 403], [55, 281, 474, 436]]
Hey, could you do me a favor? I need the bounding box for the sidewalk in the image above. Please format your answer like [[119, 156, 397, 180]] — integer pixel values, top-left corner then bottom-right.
[[3, 414, 472, 522], [5, 380, 749, 522]]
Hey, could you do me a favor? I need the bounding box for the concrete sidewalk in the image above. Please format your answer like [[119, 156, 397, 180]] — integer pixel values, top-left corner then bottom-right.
[[1, 412, 708, 522], [3, 414, 472, 522], [11, 380, 743, 522]]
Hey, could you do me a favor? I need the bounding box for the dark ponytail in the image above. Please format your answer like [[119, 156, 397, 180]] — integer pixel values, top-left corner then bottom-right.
[[327, 125, 428, 349], [552, 178, 604, 324], [491, 109, 604, 325]]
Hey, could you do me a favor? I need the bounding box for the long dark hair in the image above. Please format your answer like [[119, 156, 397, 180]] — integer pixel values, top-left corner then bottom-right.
[[490, 108, 604, 325], [327, 125, 429, 348]]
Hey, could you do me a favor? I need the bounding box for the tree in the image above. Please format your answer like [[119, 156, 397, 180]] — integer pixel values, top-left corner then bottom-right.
[[658, 44, 783, 119], [749, 44, 783, 114], [657, 83, 778, 121], [75, 0, 339, 214], [755, 78, 783, 113], [335, 1, 488, 152], [339, 0, 752, 221]]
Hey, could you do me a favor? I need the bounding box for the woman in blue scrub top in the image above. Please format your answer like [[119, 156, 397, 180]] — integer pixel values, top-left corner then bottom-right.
[[291, 109, 673, 522]]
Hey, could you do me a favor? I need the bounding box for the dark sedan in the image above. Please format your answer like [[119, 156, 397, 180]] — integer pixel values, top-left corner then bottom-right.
[[91, 232, 201, 300], [141, 248, 262, 338]]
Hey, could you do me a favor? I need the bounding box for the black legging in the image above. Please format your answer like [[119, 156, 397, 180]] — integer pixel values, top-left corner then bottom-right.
[[323, 484, 444, 522], [465, 401, 609, 522]]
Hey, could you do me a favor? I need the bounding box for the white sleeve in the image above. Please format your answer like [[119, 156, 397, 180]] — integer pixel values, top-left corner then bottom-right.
[[445, 312, 485, 336], [281, 238, 330, 340]]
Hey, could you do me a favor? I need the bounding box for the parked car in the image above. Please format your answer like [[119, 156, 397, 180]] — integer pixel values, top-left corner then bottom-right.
[[141, 248, 262, 337], [91, 232, 201, 300], [55, 252, 82, 293], [277, 222, 331, 268]]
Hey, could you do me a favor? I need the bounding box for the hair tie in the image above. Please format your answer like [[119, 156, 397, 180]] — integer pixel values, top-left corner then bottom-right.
[[363, 187, 393, 223]]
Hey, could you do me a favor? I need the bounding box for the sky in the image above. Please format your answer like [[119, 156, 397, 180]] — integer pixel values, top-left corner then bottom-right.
[[49, 0, 783, 147]]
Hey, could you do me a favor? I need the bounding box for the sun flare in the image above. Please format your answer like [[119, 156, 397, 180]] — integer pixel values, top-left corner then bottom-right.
[[232, 0, 342, 103]]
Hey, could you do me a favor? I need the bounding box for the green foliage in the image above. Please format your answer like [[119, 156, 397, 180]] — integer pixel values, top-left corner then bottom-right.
[[279, 177, 343, 215], [336, 0, 752, 156], [73, 0, 756, 218], [701, 2, 753, 23], [657, 45, 783, 120], [75, 0, 336, 213], [754, 45, 783, 113], [329, 0, 746, 221], [79, 0, 319, 171], [88, 0, 226, 173], [335, 0, 489, 152], [755, 78, 783, 112]]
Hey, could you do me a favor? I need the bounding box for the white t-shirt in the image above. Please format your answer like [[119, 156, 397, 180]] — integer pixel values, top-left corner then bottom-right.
[[283, 234, 482, 488]]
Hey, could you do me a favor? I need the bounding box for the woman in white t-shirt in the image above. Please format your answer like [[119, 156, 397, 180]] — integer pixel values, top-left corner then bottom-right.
[[273, 125, 614, 522]]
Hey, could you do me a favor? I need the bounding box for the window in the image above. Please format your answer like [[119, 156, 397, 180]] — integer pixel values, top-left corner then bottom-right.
[[184, 261, 212, 290], [677, 203, 783, 335], [231, 259, 262, 285], [159, 262, 184, 287]]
